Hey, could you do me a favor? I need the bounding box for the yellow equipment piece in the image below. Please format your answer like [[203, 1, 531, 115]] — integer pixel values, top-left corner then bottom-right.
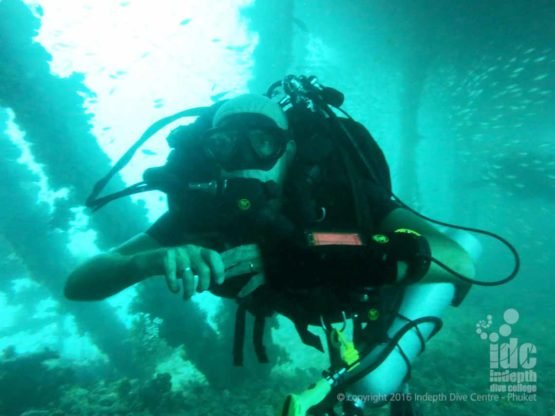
[[368, 307, 380, 321], [372, 234, 389, 244], [279, 328, 361, 415], [279, 378, 333, 416], [333, 328, 360, 368], [394, 228, 421, 236]]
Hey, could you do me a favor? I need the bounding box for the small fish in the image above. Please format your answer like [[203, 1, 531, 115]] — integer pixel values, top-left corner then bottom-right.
[[153, 99, 165, 109], [293, 17, 309, 33], [109, 71, 126, 79], [180, 18, 192, 26]]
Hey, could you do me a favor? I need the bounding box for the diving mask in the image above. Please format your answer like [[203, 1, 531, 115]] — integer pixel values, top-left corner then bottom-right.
[[203, 114, 288, 171]]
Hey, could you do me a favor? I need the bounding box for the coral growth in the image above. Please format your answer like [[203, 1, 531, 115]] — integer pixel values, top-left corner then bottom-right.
[[0, 349, 73, 416]]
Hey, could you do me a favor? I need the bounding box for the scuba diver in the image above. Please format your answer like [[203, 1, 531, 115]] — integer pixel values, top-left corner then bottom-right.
[[65, 76, 517, 415]]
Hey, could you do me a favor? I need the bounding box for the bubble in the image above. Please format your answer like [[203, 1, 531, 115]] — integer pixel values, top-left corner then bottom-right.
[[481, 333, 488, 340], [476, 328, 482, 334], [504, 308, 519, 324], [489, 332, 499, 343], [499, 324, 512, 337], [487, 314, 493, 320]]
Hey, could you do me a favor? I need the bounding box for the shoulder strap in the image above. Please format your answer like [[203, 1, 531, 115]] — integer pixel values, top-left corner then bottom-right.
[[232, 302, 272, 366]]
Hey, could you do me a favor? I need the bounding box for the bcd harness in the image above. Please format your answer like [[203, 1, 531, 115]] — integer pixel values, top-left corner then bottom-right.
[[227, 228, 432, 366]]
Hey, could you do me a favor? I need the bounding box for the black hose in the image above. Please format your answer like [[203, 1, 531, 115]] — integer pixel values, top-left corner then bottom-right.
[[338, 316, 443, 389], [301, 77, 520, 288]]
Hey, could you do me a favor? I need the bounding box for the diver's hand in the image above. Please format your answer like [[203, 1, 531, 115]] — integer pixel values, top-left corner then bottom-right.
[[161, 245, 225, 299], [221, 244, 265, 297]]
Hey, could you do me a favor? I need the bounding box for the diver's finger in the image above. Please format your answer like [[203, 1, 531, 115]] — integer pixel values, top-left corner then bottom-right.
[[188, 248, 211, 292], [174, 248, 187, 277], [182, 266, 195, 299], [201, 248, 225, 285], [224, 244, 264, 278], [164, 249, 179, 293], [178, 247, 195, 298], [225, 259, 264, 278], [220, 244, 255, 265], [238, 273, 266, 298], [195, 261, 211, 292], [185, 274, 199, 300], [221, 244, 261, 269]]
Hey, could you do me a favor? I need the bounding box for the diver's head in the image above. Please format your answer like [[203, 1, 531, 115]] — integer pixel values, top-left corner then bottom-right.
[[203, 94, 296, 185]]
